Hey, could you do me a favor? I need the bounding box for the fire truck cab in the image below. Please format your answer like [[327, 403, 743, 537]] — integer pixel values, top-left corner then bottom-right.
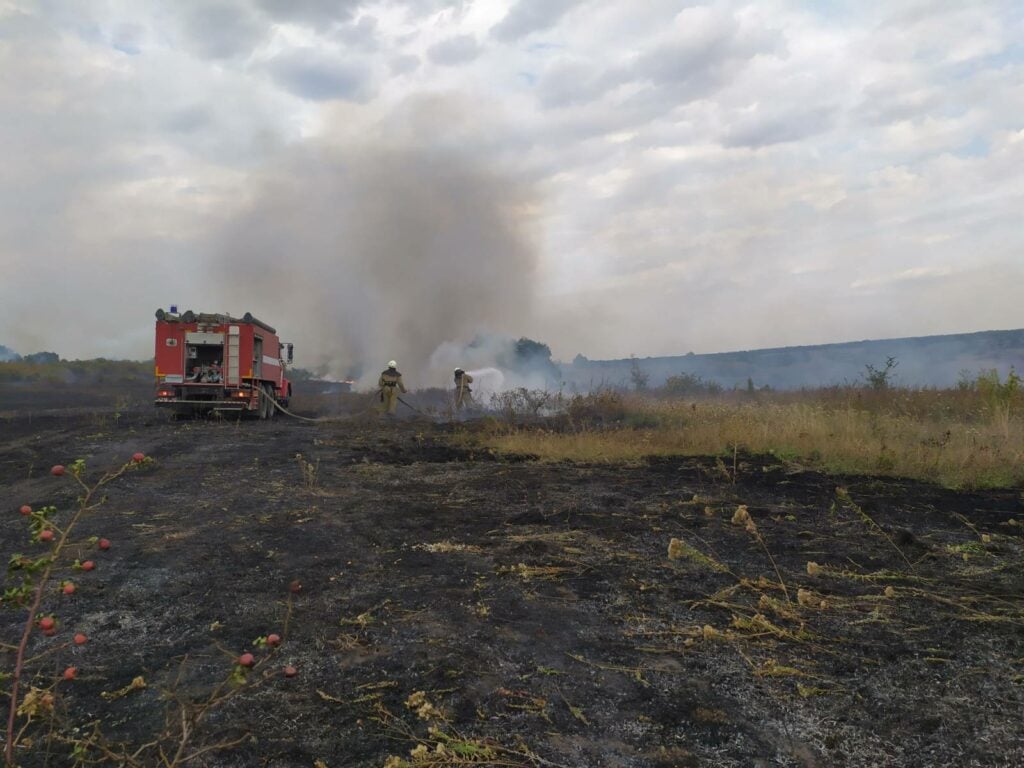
[[154, 308, 293, 418]]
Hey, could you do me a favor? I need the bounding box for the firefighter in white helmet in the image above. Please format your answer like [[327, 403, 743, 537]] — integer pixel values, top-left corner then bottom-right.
[[453, 368, 474, 411], [378, 360, 407, 416]]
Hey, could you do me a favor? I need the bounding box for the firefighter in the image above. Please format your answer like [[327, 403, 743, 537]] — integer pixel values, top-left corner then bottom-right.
[[454, 368, 474, 411], [208, 361, 222, 383], [378, 360, 407, 416]]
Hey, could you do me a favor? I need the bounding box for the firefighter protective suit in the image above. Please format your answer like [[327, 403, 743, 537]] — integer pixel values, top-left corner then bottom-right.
[[378, 365, 407, 415], [454, 369, 474, 411]]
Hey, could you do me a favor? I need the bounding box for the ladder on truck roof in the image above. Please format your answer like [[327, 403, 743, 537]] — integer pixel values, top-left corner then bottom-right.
[[225, 325, 241, 386]]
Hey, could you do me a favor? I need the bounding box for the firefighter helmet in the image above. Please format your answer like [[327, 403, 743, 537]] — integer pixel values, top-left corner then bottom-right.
[[388, 360, 397, 369]]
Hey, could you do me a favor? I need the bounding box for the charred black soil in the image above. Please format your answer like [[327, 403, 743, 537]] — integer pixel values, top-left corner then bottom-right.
[[1, 411, 1022, 767]]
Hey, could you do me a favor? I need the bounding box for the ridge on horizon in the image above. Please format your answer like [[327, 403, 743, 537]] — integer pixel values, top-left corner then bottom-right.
[[569, 327, 1024, 390], [590, 327, 1024, 363]]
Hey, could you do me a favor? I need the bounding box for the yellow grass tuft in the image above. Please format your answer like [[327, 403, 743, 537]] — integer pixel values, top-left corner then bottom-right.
[[702, 625, 722, 641], [667, 537, 728, 572], [731, 505, 757, 534], [413, 541, 482, 554]]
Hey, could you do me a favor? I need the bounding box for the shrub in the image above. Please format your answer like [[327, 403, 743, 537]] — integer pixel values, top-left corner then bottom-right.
[[567, 390, 628, 427], [975, 367, 1021, 437], [488, 388, 564, 422], [863, 356, 898, 391], [662, 373, 722, 396]]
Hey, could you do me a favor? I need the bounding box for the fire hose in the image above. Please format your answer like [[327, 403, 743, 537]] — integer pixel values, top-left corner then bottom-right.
[[270, 394, 428, 421], [270, 398, 328, 422], [396, 395, 427, 416]]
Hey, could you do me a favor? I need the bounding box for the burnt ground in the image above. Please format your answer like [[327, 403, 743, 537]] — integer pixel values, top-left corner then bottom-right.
[[0, 409, 1022, 767]]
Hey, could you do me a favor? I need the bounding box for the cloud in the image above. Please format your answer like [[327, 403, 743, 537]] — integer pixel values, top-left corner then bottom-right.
[[633, 6, 783, 92], [162, 105, 213, 134], [533, 5, 784, 116], [334, 14, 380, 50], [876, 2, 1010, 65], [390, 53, 420, 75], [254, 0, 361, 27], [176, 1, 267, 60], [427, 34, 481, 66], [857, 78, 942, 126], [723, 104, 837, 148], [850, 265, 954, 291], [491, 0, 582, 42], [266, 48, 371, 101], [536, 57, 625, 109], [109, 23, 145, 56]]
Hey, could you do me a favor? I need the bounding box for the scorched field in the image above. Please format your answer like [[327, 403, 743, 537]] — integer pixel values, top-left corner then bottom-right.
[[1, 409, 1022, 767]]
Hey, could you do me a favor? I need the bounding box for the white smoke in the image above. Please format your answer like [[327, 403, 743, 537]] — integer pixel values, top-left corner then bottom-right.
[[427, 335, 559, 395]]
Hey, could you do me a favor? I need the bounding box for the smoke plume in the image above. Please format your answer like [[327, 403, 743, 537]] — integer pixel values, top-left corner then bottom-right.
[[217, 102, 538, 388]]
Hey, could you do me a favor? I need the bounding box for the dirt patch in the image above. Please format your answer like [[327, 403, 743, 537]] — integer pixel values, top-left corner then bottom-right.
[[1, 410, 1022, 767]]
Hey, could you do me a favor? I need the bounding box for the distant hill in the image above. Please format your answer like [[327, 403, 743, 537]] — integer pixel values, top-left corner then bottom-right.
[[566, 329, 1024, 390]]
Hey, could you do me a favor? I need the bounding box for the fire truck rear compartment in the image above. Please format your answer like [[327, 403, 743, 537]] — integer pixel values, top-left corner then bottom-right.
[[187, 343, 223, 373]]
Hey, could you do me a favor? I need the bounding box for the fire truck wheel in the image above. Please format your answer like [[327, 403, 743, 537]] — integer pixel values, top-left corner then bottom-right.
[[259, 387, 270, 420], [267, 389, 276, 419]]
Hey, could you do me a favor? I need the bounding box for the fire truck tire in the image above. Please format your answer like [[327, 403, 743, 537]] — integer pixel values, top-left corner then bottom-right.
[[267, 387, 276, 420]]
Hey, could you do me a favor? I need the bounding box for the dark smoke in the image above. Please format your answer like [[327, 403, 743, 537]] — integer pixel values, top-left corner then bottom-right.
[[217, 110, 538, 387]]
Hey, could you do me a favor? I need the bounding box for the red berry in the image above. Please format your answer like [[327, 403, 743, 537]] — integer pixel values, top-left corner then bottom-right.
[[74, 633, 88, 645], [39, 617, 55, 631], [19, 505, 31, 516], [289, 580, 302, 594], [283, 665, 297, 678], [98, 538, 111, 551], [63, 583, 76, 595], [266, 633, 281, 647], [131, 452, 145, 463], [63, 667, 77, 681], [238, 653, 255, 668], [51, 465, 65, 477], [80, 561, 95, 572], [39, 529, 55, 542]]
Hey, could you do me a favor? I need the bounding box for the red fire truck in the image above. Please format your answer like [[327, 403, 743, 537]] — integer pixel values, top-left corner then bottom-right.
[[154, 308, 293, 418]]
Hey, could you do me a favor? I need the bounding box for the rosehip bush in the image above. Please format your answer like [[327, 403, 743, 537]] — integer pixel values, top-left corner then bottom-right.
[[3, 454, 151, 766]]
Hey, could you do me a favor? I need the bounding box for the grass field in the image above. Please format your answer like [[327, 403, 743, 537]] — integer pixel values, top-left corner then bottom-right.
[[470, 377, 1024, 489]]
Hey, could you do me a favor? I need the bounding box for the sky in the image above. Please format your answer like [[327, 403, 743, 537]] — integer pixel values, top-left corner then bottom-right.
[[1, 0, 1022, 374]]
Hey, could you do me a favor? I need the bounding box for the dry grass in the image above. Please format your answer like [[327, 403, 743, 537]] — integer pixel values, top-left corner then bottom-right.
[[471, 390, 1024, 489]]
